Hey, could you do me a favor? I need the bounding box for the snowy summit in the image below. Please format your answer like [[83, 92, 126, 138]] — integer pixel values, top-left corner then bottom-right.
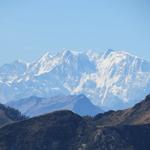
[[0, 49, 150, 110]]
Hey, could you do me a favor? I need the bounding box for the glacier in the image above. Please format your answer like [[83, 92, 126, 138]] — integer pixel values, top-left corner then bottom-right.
[[0, 49, 150, 110]]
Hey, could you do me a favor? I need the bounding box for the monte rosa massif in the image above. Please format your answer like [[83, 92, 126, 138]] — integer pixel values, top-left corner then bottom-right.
[[0, 49, 150, 110]]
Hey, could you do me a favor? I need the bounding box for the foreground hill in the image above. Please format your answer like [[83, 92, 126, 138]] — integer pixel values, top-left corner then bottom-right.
[[94, 94, 150, 126], [0, 95, 150, 150], [7, 94, 103, 117], [1, 49, 150, 110], [0, 103, 26, 127]]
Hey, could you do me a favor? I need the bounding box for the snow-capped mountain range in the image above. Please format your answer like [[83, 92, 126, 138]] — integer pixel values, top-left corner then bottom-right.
[[1, 49, 150, 110]]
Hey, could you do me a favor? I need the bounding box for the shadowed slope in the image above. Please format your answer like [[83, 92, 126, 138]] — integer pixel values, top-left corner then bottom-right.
[[94, 94, 150, 126], [0, 103, 26, 127], [0, 95, 150, 149]]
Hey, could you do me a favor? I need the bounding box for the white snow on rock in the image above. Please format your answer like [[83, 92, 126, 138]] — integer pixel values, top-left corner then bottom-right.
[[0, 49, 150, 110]]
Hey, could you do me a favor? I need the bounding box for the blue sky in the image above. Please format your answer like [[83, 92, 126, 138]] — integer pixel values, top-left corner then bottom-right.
[[0, 0, 150, 65]]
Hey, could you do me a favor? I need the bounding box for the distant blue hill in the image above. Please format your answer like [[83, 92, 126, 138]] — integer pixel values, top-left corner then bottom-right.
[[7, 94, 103, 117]]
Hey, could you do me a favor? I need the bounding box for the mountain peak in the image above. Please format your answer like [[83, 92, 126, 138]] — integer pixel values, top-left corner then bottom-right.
[[7, 94, 103, 117], [102, 49, 115, 58], [14, 59, 26, 64], [107, 49, 115, 53], [39, 52, 52, 61], [111, 50, 139, 58], [61, 49, 81, 57], [1, 49, 150, 110]]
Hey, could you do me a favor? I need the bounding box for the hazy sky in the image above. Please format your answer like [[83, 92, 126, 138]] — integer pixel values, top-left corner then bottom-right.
[[0, 0, 150, 65]]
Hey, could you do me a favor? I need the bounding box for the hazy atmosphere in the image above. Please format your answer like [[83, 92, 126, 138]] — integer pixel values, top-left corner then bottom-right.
[[0, 1, 150, 149], [0, 0, 150, 65]]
